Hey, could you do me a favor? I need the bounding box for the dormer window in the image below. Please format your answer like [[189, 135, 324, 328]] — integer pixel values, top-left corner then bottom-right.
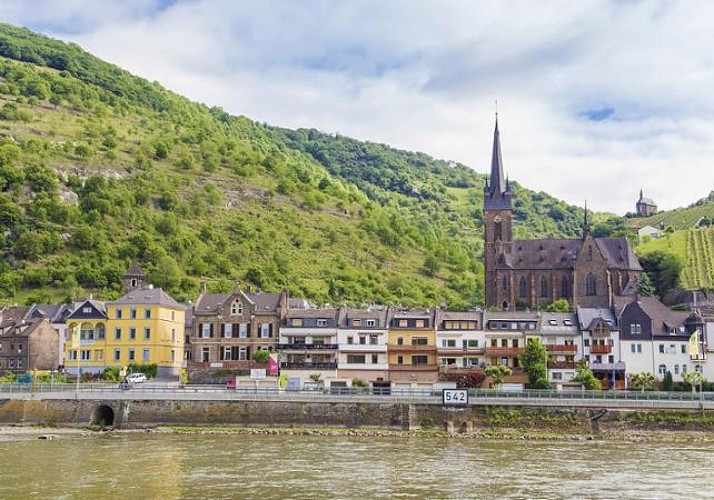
[[231, 301, 243, 316], [548, 319, 557, 326], [366, 319, 376, 327], [317, 319, 328, 327], [82, 307, 91, 313]]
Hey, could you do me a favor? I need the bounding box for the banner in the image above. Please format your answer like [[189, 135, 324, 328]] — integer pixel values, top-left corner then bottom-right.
[[268, 353, 279, 375], [689, 330, 700, 357], [68, 323, 80, 350]]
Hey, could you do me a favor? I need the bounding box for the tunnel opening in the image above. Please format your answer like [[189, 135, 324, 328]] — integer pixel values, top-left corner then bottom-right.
[[91, 404, 115, 428]]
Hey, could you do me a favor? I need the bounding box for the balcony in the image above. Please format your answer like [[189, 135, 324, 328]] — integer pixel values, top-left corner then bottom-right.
[[277, 343, 338, 351], [544, 344, 577, 353], [280, 362, 337, 370], [485, 347, 524, 357], [389, 364, 438, 372], [547, 361, 576, 369], [389, 344, 437, 353], [338, 363, 390, 371], [339, 343, 388, 352], [590, 344, 612, 354], [590, 361, 626, 372], [437, 347, 486, 356]]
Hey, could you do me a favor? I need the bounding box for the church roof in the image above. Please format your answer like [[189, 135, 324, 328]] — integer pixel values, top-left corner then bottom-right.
[[497, 236, 641, 271], [124, 262, 145, 278], [638, 197, 656, 206]]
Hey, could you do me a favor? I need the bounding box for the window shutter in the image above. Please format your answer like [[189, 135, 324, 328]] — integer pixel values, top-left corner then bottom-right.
[[269, 324, 273, 338], [221, 324, 225, 338], [210, 324, 214, 338]]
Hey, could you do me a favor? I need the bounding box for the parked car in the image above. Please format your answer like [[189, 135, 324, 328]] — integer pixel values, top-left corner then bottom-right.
[[125, 373, 147, 383]]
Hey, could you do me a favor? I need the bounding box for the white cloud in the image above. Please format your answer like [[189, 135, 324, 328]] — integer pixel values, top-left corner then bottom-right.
[[4, 0, 714, 213]]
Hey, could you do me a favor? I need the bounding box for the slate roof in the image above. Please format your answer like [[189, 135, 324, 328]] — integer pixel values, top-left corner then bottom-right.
[[109, 287, 184, 309], [638, 197, 656, 206], [245, 292, 284, 312], [436, 310, 483, 323], [618, 296, 690, 337], [1, 306, 31, 323], [194, 293, 231, 313], [0, 318, 46, 337], [539, 312, 579, 334], [484, 311, 540, 321], [576, 307, 617, 330], [124, 262, 145, 277], [498, 237, 641, 271]]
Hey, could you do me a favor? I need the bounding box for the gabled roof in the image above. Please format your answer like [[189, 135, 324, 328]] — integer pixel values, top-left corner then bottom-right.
[[0, 318, 49, 337], [66, 299, 107, 320], [194, 293, 231, 313], [577, 307, 617, 330], [124, 262, 145, 277], [619, 296, 689, 337], [340, 307, 388, 327], [1, 306, 31, 323], [595, 238, 642, 271], [245, 291, 284, 313], [539, 312, 578, 334], [109, 287, 184, 309], [436, 310, 483, 322]]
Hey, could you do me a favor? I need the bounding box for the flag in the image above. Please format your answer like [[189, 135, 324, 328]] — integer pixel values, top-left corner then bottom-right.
[[68, 323, 80, 350], [268, 353, 279, 375], [689, 330, 700, 357]]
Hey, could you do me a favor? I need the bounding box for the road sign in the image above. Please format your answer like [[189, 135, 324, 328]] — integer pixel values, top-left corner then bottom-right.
[[442, 388, 468, 406]]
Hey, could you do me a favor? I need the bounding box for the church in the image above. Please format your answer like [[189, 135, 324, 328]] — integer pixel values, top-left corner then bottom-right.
[[483, 118, 642, 310]]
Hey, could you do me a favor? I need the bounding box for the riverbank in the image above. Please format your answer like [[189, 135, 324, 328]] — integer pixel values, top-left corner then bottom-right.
[[4, 424, 714, 444]]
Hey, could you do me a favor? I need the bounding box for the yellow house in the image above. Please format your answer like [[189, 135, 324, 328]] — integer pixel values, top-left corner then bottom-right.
[[387, 308, 438, 384], [106, 285, 185, 377], [64, 299, 109, 375]]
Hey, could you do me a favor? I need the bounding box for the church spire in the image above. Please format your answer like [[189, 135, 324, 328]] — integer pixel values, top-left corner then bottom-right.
[[582, 200, 591, 236], [488, 115, 507, 197]]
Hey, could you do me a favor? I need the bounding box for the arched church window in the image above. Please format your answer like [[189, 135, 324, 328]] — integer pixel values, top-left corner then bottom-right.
[[585, 273, 597, 296], [519, 277, 527, 298], [561, 277, 569, 298], [502, 276, 508, 291], [540, 277, 548, 297], [495, 222, 502, 241]]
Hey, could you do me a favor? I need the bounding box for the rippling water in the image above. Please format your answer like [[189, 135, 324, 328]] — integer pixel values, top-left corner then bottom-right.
[[1, 432, 712, 499]]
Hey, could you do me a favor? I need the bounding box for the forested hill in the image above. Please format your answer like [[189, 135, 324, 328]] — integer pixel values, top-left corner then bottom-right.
[[0, 23, 618, 308]]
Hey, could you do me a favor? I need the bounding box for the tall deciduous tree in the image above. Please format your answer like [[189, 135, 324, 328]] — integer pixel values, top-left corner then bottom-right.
[[571, 360, 602, 390], [485, 365, 512, 388], [520, 339, 550, 389]]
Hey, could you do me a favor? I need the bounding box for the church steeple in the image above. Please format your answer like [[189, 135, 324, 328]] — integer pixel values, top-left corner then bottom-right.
[[582, 200, 591, 237], [487, 116, 506, 197]]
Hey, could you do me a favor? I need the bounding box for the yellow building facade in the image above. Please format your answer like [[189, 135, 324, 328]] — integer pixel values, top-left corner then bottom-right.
[[387, 309, 438, 384], [64, 287, 185, 377]]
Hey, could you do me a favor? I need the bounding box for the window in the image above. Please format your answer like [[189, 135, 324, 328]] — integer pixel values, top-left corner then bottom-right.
[[500, 357, 508, 366], [561, 277, 569, 298], [636, 344, 642, 353], [144, 309, 151, 319], [201, 347, 210, 363], [630, 323, 642, 335], [659, 344, 665, 354], [398, 319, 408, 327], [130, 309, 137, 319], [412, 355, 429, 365], [317, 319, 328, 327], [584, 339, 590, 347], [347, 355, 366, 364], [352, 319, 361, 327], [608, 355, 614, 364], [502, 276, 508, 291], [443, 339, 456, 348], [397, 355, 404, 365], [171, 311, 175, 321], [359, 336, 366, 345], [501, 339, 508, 347], [260, 323, 270, 338], [143, 349, 150, 362], [82, 306, 91, 314], [397, 337, 404, 345], [681, 345, 686, 354], [371, 354, 378, 364], [370, 335, 379, 345], [201, 323, 211, 339], [128, 349, 136, 362], [95, 350, 103, 361], [674, 364, 680, 375], [114, 327, 122, 341], [221, 346, 232, 361], [347, 336, 354, 345], [658, 364, 667, 375], [412, 337, 428, 346], [467, 340, 479, 348], [143, 327, 151, 340], [129, 328, 136, 340], [585, 273, 597, 296], [513, 339, 519, 348], [495, 221, 502, 241], [238, 347, 247, 361], [540, 277, 548, 298], [552, 372, 563, 380], [97, 325, 105, 340], [170, 350, 176, 363], [114, 349, 121, 361], [366, 320, 376, 327], [292, 319, 303, 327], [80, 350, 91, 361], [682, 364, 688, 374], [116, 309, 122, 319], [67, 350, 78, 361], [630, 344, 636, 353], [491, 339, 497, 347], [171, 329, 176, 343], [231, 301, 243, 316], [415, 320, 425, 328], [519, 277, 527, 298], [239, 324, 248, 338], [223, 324, 233, 338]]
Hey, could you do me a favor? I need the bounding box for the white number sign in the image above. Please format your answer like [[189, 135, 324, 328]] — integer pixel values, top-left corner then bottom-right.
[[442, 389, 468, 406]]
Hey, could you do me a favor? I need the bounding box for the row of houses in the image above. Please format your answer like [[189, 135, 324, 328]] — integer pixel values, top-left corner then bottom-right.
[[2, 264, 713, 390]]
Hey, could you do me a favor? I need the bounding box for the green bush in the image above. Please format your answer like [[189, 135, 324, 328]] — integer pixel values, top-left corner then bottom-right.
[[128, 363, 158, 379]]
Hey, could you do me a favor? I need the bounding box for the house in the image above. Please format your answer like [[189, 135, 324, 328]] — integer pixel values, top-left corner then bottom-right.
[[63, 299, 108, 375], [616, 296, 692, 383], [539, 312, 580, 388], [25, 303, 73, 368], [0, 315, 59, 373], [483, 117, 642, 310], [191, 286, 287, 367], [387, 308, 439, 386], [280, 306, 339, 384], [483, 311, 534, 388], [435, 310, 486, 371], [577, 308, 625, 389], [105, 286, 186, 377], [636, 190, 658, 217], [336, 307, 389, 383], [637, 225, 660, 242]]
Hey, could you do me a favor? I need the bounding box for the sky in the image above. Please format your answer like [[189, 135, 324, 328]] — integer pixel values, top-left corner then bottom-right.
[[2, 0, 714, 214]]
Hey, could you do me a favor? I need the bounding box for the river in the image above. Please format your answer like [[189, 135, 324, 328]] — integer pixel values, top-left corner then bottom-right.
[[1, 432, 712, 499]]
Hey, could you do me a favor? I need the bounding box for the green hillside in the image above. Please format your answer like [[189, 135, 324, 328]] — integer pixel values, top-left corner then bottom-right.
[[627, 192, 714, 231], [637, 228, 714, 290], [0, 23, 617, 308]]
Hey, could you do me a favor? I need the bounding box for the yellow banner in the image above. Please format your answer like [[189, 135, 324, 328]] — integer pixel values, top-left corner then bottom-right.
[[689, 330, 700, 357], [68, 324, 80, 350]]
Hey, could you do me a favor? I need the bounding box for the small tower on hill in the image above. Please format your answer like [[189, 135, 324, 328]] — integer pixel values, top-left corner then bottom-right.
[[123, 262, 146, 292]]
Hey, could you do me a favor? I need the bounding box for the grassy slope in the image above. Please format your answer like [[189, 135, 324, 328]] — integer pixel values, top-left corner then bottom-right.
[[627, 198, 714, 231]]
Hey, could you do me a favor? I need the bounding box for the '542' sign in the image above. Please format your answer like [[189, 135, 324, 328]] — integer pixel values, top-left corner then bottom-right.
[[442, 389, 469, 406]]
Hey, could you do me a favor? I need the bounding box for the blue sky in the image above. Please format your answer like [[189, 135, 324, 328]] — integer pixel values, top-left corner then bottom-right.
[[3, 0, 714, 213]]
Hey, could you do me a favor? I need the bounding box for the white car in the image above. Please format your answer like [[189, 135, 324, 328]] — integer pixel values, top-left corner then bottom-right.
[[125, 373, 147, 383]]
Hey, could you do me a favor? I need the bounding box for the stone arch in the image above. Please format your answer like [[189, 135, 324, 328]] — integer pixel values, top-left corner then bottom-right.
[[91, 404, 115, 427]]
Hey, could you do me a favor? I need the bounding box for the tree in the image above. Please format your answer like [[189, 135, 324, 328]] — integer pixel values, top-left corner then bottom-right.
[[252, 350, 270, 363], [682, 371, 705, 394], [636, 272, 658, 297], [545, 298, 570, 312], [485, 365, 512, 388], [639, 251, 684, 297], [423, 254, 440, 277], [571, 360, 602, 390], [520, 339, 549, 389], [440, 369, 486, 388], [662, 370, 674, 391], [629, 372, 655, 392]]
